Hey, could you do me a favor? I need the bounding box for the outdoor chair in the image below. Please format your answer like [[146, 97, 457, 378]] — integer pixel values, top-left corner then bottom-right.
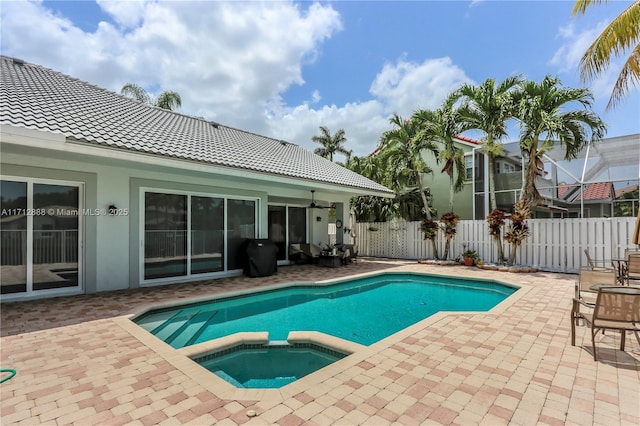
[[575, 267, 617, 309], [612, 249, 640, 286], [625, 251, 640, 285], [571, 286, 640, 361], [583, 249, 613, 271], [288, 243, 322, 264], [336, 243, 358, 264]]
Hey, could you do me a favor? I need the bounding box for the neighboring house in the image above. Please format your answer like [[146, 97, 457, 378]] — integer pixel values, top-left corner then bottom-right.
[[0, 56, 393, 301], [456, 134, 640, 219], [420, 135, 482, 220], [556, 182, 615, 217]]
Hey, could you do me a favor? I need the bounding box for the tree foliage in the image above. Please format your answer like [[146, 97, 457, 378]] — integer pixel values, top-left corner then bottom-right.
[[514, 75, 606, 212], [454, 76, 522, 211], [572, 0, 640, 109], [312, 126, 352, 162], [121, 83, 182, 111]]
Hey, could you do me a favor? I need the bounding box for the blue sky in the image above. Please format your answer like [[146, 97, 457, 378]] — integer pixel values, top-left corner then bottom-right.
[[1, 0, 638, 158]]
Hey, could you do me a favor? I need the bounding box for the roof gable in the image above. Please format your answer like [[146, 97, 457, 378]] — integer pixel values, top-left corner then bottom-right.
[[0, 56, 392, 195]]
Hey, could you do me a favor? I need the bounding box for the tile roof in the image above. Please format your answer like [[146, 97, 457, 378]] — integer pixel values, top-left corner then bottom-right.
[[0, 56, 392, 195], [454, 134, 482, 145], [576, 182, 613, 201], [557, 183, 573, 199]]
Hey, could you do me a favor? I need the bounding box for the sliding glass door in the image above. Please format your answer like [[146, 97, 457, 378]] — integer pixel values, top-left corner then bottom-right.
[[1, 178, 82, 297], [144, 193, 187, 280], [142, 189, 256, 283], [191, 196, 224, 274], [1, 180, 27, 295], [227, 200, 256, 270], [268, 205, 308, 262]]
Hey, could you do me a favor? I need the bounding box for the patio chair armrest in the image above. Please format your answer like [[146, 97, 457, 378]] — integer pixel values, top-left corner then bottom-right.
[[572, 297, 595, 312]]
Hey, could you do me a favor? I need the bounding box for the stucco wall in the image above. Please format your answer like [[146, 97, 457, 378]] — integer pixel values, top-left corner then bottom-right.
[[1, 143, 333, 296]]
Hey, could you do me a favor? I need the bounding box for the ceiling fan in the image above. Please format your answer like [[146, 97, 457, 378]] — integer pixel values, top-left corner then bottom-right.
[[308, 190, 328, 209]]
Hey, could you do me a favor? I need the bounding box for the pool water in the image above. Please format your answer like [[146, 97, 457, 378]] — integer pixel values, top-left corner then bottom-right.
[[196, 344, 345, 388], [134, 273, 517, 347]]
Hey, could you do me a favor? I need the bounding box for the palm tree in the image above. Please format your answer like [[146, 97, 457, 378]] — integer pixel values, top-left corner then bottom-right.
[[572, 0, 640, 109], [414, 97, 471, 213], [455, 76, 522, 211], [120, 83, 182, 111], [346, 154, 397, 222], [413, 97, 471, 260], [379, 114, 440, 258], [515, 76, 607, 213], [378, 114, 439, 220], [312, 126, 352, 161]]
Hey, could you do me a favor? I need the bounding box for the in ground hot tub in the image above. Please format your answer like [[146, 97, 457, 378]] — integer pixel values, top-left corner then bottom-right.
[[194, 342, 346, 388]]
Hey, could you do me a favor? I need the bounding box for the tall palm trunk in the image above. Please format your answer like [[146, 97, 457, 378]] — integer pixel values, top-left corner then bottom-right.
[[521, 147, 542, 212], [442, 174, 455, 260], [416, 170, 432, 220], [448, 173, 455, 212], [416, 170, 438, 257], [487, 153, 505, 263]]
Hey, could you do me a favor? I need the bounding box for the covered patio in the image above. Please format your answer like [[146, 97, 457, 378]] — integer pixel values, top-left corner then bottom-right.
[[1, 259, 638, 425]]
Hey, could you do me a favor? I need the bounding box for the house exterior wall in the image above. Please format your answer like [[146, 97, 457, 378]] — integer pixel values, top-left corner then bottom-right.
[[420, 142, 476, 220], [1, 127, 354, 300]]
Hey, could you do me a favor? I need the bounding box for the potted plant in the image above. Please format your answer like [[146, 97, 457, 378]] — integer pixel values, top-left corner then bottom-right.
[[461, 248, 479, 266]]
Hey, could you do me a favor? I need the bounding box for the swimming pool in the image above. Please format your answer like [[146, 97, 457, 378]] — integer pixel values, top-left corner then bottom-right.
[[134, 272, 517, 347], [195, 343, 346, 388]]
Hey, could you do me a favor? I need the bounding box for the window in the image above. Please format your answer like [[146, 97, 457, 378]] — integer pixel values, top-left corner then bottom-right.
[[191, 196, 224, 274], [144, 193, 187, 280], [465, 155, 473, 180], [142, 190, 257, 282], [227, 199, 256, 270], [1, 179, 82, 296]]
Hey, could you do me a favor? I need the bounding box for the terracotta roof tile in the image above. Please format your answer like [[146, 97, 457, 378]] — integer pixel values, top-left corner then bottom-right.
[[576, 182, 613, 201], [455, 134, 482, 145]]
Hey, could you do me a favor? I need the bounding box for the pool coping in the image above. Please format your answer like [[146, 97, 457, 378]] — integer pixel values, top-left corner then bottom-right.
[[115, 269, 532, 401]]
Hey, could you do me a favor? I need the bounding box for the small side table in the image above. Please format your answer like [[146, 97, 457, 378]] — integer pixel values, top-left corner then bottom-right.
[[318, 255, 342, 268]]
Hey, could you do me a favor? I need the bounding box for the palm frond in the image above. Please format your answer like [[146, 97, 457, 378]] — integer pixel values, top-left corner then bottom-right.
[[121, 83, 152, 104], [607, 42, 640, 109], [574, 0, 640, 109], [155, 91, 182, 110]]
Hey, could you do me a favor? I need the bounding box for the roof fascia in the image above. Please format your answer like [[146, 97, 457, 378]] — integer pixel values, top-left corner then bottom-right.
[[453, 137, 481, 148], [1, 125, 394, 198]]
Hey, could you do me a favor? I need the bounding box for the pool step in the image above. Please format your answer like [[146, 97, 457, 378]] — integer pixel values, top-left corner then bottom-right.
[[184, 310, 219, 347], [153, 310, 202, 342], [136, 310, 178, 332], [170, 310, 219, 348]]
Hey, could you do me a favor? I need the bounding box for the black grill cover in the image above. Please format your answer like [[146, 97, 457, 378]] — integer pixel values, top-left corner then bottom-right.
[[243, 239, 278, 277]]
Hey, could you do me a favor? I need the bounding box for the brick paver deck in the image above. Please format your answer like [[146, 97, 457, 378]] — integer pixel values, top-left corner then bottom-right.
[[1, 258, 639, 425]]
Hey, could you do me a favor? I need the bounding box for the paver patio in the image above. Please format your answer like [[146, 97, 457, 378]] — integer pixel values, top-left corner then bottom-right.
[[1, 258, 639, 425]]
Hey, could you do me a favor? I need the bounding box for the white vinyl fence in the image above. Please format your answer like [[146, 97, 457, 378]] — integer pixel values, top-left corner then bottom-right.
[[352, 217, 638, 273]]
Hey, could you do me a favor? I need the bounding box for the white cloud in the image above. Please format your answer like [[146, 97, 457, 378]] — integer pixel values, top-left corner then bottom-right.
[[549, 21, 607, 73], [370, 56, 473, 114], [310, 90, 321, 104], [266, 56, 473, 156], [549, 20, 627, 103], [96, 0, 149, 29], [1, 1, 473, 157]]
